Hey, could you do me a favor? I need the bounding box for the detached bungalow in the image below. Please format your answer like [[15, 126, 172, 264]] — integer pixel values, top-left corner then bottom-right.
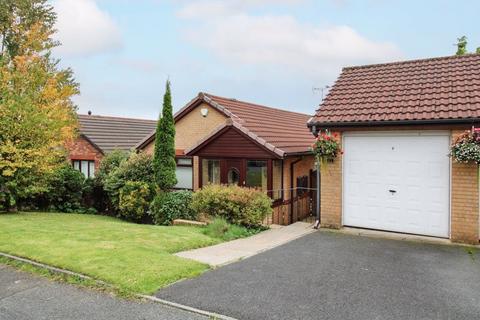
[[137, 93, 317, 224], [308, 54, 480, 244], [66, 114, 157, 178]]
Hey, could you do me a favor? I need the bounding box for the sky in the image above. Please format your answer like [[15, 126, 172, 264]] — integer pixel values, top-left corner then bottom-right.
[[51, 0, 480, 119]]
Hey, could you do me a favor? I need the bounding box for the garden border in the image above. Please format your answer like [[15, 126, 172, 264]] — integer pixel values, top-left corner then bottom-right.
[[0, 251, 237, 320]]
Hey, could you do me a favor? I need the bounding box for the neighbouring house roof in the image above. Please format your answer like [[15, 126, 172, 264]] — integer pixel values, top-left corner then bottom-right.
[[136, 93, 314, 157], [78, 114, 157, 153], [308, 54, 480, 127]]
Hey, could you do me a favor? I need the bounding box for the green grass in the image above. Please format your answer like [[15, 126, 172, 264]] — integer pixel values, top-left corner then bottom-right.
[[202, 217, 265, 241], [0, 212, 222, 294]]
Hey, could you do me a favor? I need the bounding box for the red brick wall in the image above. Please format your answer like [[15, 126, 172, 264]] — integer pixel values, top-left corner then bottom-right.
[[66, 136, 103, 169]]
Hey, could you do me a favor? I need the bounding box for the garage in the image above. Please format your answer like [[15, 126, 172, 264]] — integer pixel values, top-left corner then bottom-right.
[[308, 54, 480, 243], [342, 132, 450, 237]]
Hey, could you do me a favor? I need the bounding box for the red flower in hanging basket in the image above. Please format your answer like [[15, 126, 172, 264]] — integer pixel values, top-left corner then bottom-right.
[[312, 130, 341, 163]]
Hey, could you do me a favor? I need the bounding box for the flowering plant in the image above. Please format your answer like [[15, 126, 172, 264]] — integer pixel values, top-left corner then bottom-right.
[[450, 128, 480, 164], [311, 129, 342, 163]]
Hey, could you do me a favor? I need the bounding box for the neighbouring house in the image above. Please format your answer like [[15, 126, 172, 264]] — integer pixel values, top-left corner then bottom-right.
[[66, 114, 157, 178], [137, 93, 317, 224], [308, 53, 480, 244]]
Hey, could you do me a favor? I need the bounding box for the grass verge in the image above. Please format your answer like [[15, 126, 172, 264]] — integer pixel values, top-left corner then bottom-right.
[[0, 212, 223, 295]]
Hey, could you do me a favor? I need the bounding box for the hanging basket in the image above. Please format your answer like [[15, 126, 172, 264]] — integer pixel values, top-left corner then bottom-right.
[[311, 129, 342, 165], [450, 128, 480, 164]]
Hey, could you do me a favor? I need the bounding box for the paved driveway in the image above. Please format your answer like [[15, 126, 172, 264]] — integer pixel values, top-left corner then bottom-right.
[[157, 231, 480, 320], [0, 264, 205, 320]]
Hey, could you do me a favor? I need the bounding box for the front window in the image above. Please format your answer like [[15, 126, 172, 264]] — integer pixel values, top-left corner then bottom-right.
[[202, 159, 220, 185], [72, 160, 95, 178], [246, 160, 267, 191], [175, 157, 193, 189]]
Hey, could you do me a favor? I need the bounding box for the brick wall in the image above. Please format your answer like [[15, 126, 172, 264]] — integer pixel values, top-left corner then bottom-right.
[[450, 130, 479, 243], [66, 136, 103, 169], [319, 132, 343, 229]]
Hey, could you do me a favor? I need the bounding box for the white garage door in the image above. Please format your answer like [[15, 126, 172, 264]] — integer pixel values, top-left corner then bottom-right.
[[343, 132, 450, 238]]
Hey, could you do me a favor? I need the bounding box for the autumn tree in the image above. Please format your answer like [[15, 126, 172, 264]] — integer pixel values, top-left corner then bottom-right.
[[153, 80, 177, 191], [0, 0, 79, 210]]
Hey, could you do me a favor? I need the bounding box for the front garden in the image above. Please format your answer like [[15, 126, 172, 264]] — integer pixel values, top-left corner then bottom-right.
[[0, 212, 263, 294]]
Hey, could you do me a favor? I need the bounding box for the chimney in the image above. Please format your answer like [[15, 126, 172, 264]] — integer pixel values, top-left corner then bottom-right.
[[87, 110, 92, 116]]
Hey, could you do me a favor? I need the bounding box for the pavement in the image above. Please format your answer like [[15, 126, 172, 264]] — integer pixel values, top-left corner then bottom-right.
[[175, 222, 315, 266], [157, 230, 480, 320], [0, 264, 206, 320]]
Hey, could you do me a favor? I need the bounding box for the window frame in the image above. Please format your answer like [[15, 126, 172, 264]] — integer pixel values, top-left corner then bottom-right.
[[198, 157, 281, 202], [71, 159, 96, 179], [174, 156, 194, 190]]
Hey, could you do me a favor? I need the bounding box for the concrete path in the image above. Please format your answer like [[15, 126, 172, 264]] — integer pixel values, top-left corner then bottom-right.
[[158, 231, 480, 320], [0, 264, 206, 320], [175, 222, 315, 267]]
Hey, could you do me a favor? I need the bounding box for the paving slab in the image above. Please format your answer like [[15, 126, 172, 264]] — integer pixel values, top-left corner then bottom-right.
[[175, 222, 315, 266]]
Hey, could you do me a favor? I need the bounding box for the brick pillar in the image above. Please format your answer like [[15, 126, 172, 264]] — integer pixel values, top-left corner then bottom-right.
[[451, 130, 479, 244], [320, 132, 342, 229]]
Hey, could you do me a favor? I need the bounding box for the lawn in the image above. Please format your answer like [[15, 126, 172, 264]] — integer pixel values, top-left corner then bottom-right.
[[0, 212, 222, 294]]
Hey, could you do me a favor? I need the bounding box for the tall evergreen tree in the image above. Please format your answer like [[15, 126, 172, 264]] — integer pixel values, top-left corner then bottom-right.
[[153, 80, 177, 191]]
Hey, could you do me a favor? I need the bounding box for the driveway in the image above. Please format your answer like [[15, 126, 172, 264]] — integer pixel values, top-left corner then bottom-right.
[[0, 264, 206, 320], [157, 231, 480, 320]]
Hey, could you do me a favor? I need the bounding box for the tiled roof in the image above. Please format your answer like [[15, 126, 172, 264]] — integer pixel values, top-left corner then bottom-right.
[[137, 93, 314, 155], [309, 54, 480, 126], [202, 93, 314, 155], [78, 114, 157, 153]]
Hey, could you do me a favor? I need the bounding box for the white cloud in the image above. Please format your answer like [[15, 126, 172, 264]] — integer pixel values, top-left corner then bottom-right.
[[178, 1, 402, 75], [176, 0, 304, 19], [54, 0, 122, 57]]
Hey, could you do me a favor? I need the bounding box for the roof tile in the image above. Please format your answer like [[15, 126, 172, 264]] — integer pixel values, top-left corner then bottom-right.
[[310, 54, 480, 125]]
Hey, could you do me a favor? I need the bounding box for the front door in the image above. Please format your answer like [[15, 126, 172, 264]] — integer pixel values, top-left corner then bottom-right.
[[222, 159, 244, 186]]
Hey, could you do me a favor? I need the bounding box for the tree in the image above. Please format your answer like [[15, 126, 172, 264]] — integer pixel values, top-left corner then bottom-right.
[[456, 36, 468, 55], [153, 80, 177, 191], [0, 0, 79, 210], [477, 47, 480, 54]]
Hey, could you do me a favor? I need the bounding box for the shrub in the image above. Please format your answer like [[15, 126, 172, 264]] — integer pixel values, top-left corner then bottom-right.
[[104, 152, 154, 213], [44, 164, 85, 212], [149, 190, 196, 225], [81, 178, 106, 212], [191, 184, 272, 227], [118, 181, 152, 222], [95, 150, 129, 185], [202, 217, 264, 241]]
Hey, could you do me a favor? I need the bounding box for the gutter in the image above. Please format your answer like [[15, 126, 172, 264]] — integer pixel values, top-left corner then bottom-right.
[[308, 118, 480, 135]]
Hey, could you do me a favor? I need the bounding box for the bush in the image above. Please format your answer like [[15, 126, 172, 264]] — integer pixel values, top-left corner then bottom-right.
[[202, 217, 263, 241], [149, 190, 196, 225], [44, 164, 85, 212], [118, 181, 152, 221], [93, 150, 129, 214], [191, 184, 272, 227], [104, 152, 154, 213], [95, 150, 129, 185]]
